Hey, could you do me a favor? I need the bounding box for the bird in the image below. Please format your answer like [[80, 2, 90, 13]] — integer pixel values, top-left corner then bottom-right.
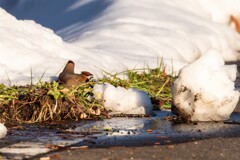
[[58, 60, 93, 87]]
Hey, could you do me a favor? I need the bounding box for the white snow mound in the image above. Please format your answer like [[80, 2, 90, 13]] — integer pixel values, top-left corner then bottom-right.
[[171, 49, 240, 121], [0, 123, 7, 139], [0, 8, 107, 85], [1, 0, 240, 85], [93, 83, 152, 115]]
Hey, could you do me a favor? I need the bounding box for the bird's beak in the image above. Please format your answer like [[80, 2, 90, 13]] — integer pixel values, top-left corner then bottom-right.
[[88, 74, 94, 80]]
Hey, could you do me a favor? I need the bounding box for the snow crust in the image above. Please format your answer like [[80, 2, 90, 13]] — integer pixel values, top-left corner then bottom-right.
[[93, 83, 152, 115], [172, 49, 240, 121], [0, 0, 240, 85], [0, 123, 7, 139]]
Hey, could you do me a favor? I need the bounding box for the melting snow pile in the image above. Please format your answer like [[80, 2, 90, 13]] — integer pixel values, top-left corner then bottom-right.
[[171, 49, 240, 121], [0, 123, 7, 139], [94, 83, 152, 115]]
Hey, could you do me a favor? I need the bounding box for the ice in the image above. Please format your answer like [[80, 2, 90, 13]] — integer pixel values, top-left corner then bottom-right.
[[93, 83, 152, 115], [172, 49, 240, 121]]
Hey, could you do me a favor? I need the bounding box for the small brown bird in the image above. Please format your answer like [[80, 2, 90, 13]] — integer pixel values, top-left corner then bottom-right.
[[58, 60, 93, 87]]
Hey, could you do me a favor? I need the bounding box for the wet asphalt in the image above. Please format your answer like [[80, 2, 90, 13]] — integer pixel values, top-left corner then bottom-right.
[[35, 137, 240, 160]]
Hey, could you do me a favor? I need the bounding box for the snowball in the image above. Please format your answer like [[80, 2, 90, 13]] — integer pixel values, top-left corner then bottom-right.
[[0, 123, 7, 139], [171, 49, 240, 121], [93, 83, 152, 115]]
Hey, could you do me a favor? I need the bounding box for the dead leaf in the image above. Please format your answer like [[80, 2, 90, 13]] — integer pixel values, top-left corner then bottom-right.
[[45, 144, 63, 150], [59, 88, 70, 93], [71, 146, 89, 149], [40, 157, 50, 160], [147, 129, 153, 133], [80, 113, 87, 119], [167, 145, 174, 149], [230, 15, 240, 33], [50, 154, 61, 159]]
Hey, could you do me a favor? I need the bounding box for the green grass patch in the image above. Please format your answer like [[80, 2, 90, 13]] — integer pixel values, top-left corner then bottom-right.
[[100, 67, 173, 109], [0, 66, 173, 124]]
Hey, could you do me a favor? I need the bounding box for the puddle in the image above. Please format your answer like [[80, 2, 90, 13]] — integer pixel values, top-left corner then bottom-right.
[[71, 110, 240, 147], [1, 110, 240, 159]]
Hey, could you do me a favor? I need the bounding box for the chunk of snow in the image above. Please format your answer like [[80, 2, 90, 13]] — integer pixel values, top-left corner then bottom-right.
[[171, 49, 240, 121], [93, 83, 152, 115], [0, 123, 7, 139]]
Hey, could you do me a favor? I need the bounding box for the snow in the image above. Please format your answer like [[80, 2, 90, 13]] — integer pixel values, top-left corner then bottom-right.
[[0, 0, 240, 85], [171, 49, 239, 121], [0, 123, 7, 139], [0, 1, 239, 118], [93, 83, 152, 115]]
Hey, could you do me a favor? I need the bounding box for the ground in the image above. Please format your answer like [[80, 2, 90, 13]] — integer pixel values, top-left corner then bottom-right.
[[35, 137, 240, 160]]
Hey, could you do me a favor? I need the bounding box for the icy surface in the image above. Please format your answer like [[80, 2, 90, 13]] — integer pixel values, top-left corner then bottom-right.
[[0, 0, 240, 85], [172, 49, 240, 121], [94, 83, 152, 115]]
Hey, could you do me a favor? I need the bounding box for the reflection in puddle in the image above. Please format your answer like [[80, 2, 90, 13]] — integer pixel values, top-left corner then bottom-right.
[[71, 111, 240, 147], [1, 110, 240, 159]]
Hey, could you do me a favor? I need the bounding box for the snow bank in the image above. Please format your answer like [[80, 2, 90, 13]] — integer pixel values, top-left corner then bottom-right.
[[0, 8, 103, 84], [72, 0, 240, 64], [93, 83, 152, 115], [0, 123, 7, 139], [0, 0, 240, 85], [0, 8, 77, 84], [171, 49, 240, 121]]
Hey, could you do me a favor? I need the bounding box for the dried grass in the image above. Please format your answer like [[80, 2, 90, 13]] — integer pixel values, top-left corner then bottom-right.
[[0, 64, 173, 123]]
